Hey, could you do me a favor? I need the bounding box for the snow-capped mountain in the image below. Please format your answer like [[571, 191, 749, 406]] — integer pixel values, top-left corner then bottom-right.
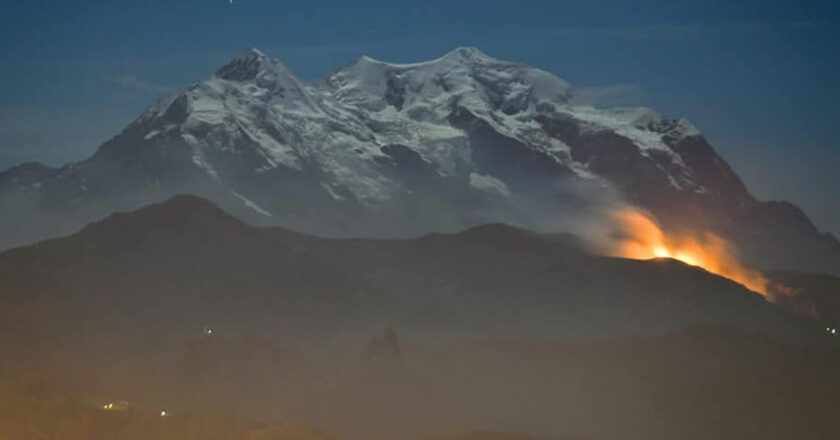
[[1, 47, 838, 274]]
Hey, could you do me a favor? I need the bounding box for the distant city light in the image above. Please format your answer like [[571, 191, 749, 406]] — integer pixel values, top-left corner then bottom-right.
[[204, 327, 214, 336], [160, 410, 168, 417], [102, 400, 130, 412]]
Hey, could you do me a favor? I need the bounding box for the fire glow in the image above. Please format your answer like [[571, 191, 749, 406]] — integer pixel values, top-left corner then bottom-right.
[[609, 208, 771, 298]]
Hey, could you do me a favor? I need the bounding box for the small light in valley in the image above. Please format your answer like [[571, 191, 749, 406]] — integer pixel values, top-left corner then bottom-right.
[[102, 401, 129, 412], [160, 410, 168, 417]]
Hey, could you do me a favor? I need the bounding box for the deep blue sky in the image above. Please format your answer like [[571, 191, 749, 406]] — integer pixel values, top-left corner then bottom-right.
[[1, 0, 838, 233]]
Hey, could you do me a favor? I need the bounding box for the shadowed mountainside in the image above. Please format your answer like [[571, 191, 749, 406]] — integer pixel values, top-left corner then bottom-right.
[[0, 195, 830, 350]]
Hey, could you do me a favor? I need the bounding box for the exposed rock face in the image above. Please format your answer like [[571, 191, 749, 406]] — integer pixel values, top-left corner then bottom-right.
[[0, 47, 837, 274]]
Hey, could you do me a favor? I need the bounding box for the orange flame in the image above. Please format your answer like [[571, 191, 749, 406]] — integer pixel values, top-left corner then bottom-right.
[[607, 208, 771, 298]]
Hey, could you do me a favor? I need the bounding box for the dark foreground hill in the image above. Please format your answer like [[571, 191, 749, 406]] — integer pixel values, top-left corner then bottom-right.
[[0, 195, 830, 350], [0, 195, 838, 440]]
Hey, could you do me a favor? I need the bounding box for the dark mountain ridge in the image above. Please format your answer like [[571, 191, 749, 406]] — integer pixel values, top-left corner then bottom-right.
[[0, 195, 830, 349]]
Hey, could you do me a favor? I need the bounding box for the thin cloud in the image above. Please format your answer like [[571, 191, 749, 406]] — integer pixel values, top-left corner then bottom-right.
[[112, 75, 171, 93]]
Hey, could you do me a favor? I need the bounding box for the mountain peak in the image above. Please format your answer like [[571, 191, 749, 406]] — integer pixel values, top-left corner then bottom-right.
[[442, 46, 494, 63], [238, 47, 267, 60], [81, 194, 241, 235], [152, 193, 226, 212], [216, 47, 287, 81], [352, 46, 498, 69]]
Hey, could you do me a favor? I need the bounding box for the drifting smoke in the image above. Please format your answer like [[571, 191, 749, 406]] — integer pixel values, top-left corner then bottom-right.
[[500, 177, 775, 300], [588, 206, 818, 317], [537, 178, 815, 312], [593, 207, 773, 299]]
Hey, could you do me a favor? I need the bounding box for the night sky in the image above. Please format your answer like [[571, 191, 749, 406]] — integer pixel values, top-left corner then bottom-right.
[[1, 0, 838, 233]]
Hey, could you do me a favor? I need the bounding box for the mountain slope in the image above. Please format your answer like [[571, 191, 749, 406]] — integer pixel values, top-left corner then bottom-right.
[[0, 196, 828, 347], [0, 195, 386, 347], [1, 47, 837, 274]]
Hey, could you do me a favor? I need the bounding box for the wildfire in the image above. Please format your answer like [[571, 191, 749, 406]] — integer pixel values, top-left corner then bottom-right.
[[607, 208, 771, 298]]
